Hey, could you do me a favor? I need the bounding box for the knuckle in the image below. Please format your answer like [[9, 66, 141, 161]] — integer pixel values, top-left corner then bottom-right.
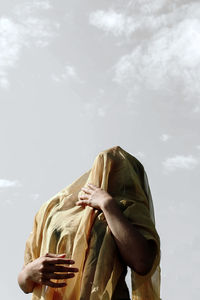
[[41, 257, 46, 263], [39, 265, 45, 272], [40, 259, 47, 269]]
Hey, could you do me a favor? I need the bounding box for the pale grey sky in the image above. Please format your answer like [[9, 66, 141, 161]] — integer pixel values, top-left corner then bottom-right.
[[0, 1, 200, 299]]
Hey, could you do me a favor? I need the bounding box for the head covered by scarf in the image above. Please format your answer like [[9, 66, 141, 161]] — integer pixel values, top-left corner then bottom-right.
[[24, 146, 161, 300]]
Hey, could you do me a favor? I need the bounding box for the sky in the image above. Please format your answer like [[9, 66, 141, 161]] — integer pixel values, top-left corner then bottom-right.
[[0, 0, 200, 299]]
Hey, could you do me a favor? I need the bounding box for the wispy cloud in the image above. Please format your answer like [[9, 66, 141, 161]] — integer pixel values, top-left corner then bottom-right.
[[162, 155, 199, 172], [51, 64, 82, 83], [160, 134, 171, 142], [80, 102, 107, 119], [14, 0, 52, 13], [30, 193, 40, 201], [89, 10, 136, 37], [0, 1, 59, 89], [135, 151, 146, 160], [89, 1, 200, 108], [0, 179, 22, 188]]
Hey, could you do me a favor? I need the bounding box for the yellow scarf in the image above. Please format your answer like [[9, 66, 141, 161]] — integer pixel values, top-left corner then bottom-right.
[[24, 146, 161, 300]]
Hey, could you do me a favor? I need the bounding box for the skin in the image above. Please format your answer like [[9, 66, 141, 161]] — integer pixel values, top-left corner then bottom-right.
[[18, 254, 79, 293], [76, 183, 157, 276], [18, 183, 157, 294]]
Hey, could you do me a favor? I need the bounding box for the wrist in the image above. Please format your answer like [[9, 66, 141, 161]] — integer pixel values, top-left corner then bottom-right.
[[18, 263, 35, 294], [101, 197, 116, 212], [24, 263, 32, 282]]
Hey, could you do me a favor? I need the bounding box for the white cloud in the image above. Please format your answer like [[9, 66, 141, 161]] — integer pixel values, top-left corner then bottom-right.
[[0, 2, 59, 89], [0, 77, 10, 89], [136, 151, 146, 159], [65, 65, 77, 78], [97, 107, 106, 117], [30, 193, 40, 201], [13, 0, 52, 15], [113, 18, 200, 100], [0, 17, 22, 88], [160, 134, 171, 142], [51, 64, 81, 83], [89, 2, 167, 38], [89, 1, 169, 37], [193, 106, 200, 113], [80, 102, 107, 119], [94, 1, 200, 106], [135, 151, 146, 162], [89, 10, 136, 37], [162, 155, 199, 172], [0, 179, 22, 188]]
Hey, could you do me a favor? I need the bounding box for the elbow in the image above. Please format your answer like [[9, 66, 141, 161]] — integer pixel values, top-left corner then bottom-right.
[[130, 244, 157, 276], [137, 240, 158, 276], [128, 259, 153, 276], [134, 262, 153, 276]]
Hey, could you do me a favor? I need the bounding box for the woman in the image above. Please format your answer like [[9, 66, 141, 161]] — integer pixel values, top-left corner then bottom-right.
[[18, 146, 161, 300]]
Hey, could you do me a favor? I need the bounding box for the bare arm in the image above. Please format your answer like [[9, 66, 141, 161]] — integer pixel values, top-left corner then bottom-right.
[[101, 199, 157, 275], [77, 184, 157, 276], [18, 264, 36, 294], [18, 253, 79, 294]]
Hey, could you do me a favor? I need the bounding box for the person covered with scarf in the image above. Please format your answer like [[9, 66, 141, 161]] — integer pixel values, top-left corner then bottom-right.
[[18, 146, 161, 300]]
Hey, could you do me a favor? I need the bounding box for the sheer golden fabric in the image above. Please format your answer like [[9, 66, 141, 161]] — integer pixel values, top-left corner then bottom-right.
[[24, 146, 161, 300]]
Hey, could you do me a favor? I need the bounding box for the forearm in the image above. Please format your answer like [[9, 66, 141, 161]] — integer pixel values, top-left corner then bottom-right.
[[18, 264, 37, 294], [102, 199, 156, 275]]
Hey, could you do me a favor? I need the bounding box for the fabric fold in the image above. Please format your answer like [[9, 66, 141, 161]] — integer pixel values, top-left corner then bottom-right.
[[24, 146, 161, 300]]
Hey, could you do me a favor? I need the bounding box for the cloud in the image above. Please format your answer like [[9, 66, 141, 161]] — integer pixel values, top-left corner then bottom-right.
[[162, 155, 199, 172], [89, 1, 167, 38], [160, 134, 171, 142], [30, 193, 40, 201], [15, 0, 52, 13], [135, 151, 146, 160], [89, 10, 136, 37], [0, 17, 22, 88], [89, 1, 200, 107], [0, 179, 22, 188], [113, 16, 200, 101], [0, 1, 59, 89], [51, 64, 82, 83], [80, 102, 107, 119], [193, 106, 200, 113]]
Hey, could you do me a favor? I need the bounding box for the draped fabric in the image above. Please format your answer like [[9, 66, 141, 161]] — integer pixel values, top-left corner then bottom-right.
[[24, 146, 161, 300]]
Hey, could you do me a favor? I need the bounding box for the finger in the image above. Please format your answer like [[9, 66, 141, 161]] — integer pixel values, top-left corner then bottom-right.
[[44, 273, 75, 280], [45, 266, 79, 273], [45, 253, 66, 258], [81, 187, 91, 194], [87, 183, 97, 190], [79, 195, 89, 200], [46, 258, 75, 265], [42, 279, 67, 288], [76, 200, 90, 206], [75, 201, 86, 208]]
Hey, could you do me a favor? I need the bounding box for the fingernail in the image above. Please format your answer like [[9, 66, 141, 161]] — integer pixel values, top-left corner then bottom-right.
[[70, 260, 75, 264]]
